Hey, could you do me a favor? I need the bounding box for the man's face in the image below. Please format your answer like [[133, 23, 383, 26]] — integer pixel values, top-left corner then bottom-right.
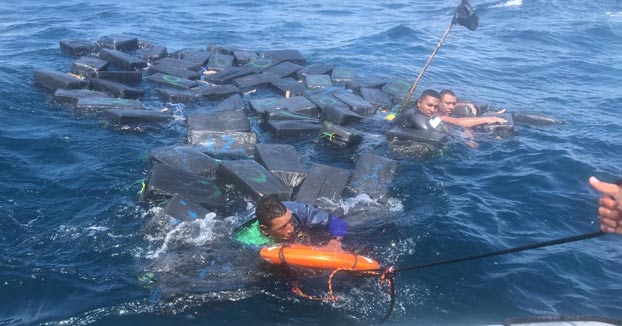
[[263, 209, 295, 241], [417, 95, 439, 117], [438, 94, 457, 116]]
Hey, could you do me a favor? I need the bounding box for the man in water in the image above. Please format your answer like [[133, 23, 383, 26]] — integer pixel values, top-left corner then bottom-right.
[[589, 177, 622, 234], [394, 89, 449, 132], [437, 89, 506, 128], [234, 195, 347, 251]]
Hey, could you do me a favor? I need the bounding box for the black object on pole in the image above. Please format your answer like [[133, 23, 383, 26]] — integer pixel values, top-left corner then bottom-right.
[[389, 0, 479, 119]]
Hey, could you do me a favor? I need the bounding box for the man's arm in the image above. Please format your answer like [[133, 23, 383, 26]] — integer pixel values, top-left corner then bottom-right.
[[284, 202, 348, 247], [440, 115, 506, 128]]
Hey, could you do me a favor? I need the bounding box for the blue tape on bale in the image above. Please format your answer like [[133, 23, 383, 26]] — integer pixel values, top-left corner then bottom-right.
[[349, 153, 397, 199], [162, 194, 211, 222], [188, 130, 257, 159], [217, 159, 292, 201], [144, 162, 224, 208], [151, 145, 220, 178]]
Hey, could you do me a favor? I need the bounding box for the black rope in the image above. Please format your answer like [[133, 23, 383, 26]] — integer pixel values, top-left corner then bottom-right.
[[395, 231, 605, 273], [379, 275, 396, 324], [375, 231, 607, 323]]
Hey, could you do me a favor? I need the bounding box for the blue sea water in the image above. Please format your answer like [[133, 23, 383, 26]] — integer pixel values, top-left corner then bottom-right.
[[1, 0, 622, 325]]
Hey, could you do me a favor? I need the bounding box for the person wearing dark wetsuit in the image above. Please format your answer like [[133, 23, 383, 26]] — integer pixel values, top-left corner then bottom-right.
[[234, 195, 347, 251], [394, 89, 450, 133], [437, 89, 506, 128]]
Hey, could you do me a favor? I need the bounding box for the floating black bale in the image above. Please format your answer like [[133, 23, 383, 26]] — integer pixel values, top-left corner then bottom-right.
[[332, 92, 376, 116], [233, 72, 280, 90], [241, 57, 281, 74], [202, 67, 251, 84], [331, 67, 357, 85], [283, 96, 319, 117], [269, 78, 306, 96], [187, 110, 250, 132], [75, 97, 144, 111], [162, 194, 211, 222], [233, 50, 257, 66], [386, 127, 448, 147], [88, 78, 144, 99], [99, 49, 146, 71], [33, 70, 88, 92], [153, 57, 201, 71], [263, 61, 303, 78], [207, 53, 234, 71], [320, 104, 364, 125], [54, 89, 109, 106], [345, 78, 388, 91], [254, 144, 307, 189], [172, 49, 211, 66], [96, 35, 139, 51], [102, 109, 171, 123], [263, 49, 305, 65], [71, 56, 109, 77], [146, 73, 198, 89], [307, 91, 349, 111], [207, 43, 236, 55], [382, 79, 411, 103], [59, 39, 96, 56], [266, 119, 322, 138], [214, 94, 245, 112], [193, 84, 241, 100], [296, 63, 333, 80], [511, 112, 564, 125], [318, 121, 363, 148], [305, 74, 332, 89], [295, 163, 350, 205], [156, 88, 196, 104], [359, 87, 392, 110], [349, 153, 397, 198], [136, 42, 168, 62], [218, 160, 292, 201], [151, 145, 220, 178], [261, 109, 317, 122], [248, 97, 286, 115], [150, 58, 200, 80], [478, 112, 515, 137], [144, 162, 224, 208], [189, 130, 257, 159], [85, 71, 142, 84]]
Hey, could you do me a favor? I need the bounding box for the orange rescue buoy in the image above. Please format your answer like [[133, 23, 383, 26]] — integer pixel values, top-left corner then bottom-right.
[[259, 244, 381, 271]]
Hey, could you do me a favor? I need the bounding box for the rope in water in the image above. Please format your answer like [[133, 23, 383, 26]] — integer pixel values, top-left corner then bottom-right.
[[292, 231, 607, 323]]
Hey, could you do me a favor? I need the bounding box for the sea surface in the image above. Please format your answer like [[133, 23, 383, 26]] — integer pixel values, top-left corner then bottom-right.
[[1, 0, 622, 325]]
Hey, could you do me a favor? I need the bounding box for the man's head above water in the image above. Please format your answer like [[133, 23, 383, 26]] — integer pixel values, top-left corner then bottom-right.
[[257, 195, 294, 241], [438, 89, 457, 116], [416, 89, 441, 117]]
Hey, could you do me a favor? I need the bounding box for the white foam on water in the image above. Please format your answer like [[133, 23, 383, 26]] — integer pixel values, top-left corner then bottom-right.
[[316, 193, 403, 216], [146, 212, 218, 259], [489, 0, 522, 9]]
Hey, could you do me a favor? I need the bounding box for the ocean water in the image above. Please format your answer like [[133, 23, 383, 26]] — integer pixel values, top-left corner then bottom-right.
[[1, 0, 622, 325]]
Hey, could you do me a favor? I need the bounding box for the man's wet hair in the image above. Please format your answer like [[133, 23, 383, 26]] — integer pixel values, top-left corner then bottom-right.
[[419, 89, 441, 100], [256, 195, 287, 227], [439, 89, 456, 98]]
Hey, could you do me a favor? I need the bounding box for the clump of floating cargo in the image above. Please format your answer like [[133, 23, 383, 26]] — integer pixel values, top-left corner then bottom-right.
[[33, 35, 561, 218]]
